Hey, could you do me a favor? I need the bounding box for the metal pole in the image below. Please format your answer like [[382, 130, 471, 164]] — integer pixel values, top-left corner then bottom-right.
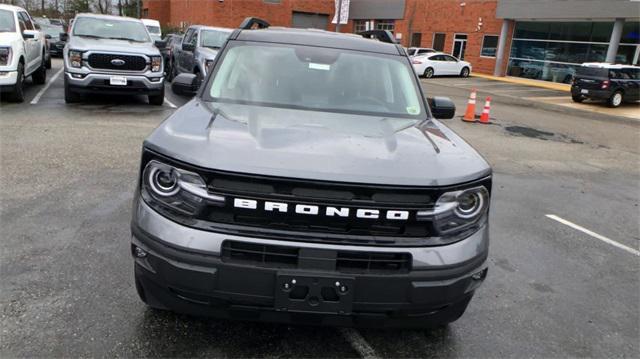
[[605, 18, 624, 64], [493, 19, 511, 76], [335, 0, 342, 32]]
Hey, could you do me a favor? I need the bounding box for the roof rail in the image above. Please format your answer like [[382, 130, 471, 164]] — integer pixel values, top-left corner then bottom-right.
[[239, 17, 270, 30], [358, 30, 398, 44]]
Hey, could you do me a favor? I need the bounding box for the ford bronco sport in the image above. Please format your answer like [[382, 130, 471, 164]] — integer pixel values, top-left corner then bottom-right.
[[131, 18, 492, 328]]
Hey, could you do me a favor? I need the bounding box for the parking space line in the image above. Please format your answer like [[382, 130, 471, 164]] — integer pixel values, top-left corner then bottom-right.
[[164, 97, 177, 108], [546, 214, 640, 256], [339, 328, 379, 359], [30, 67, 64, 105]]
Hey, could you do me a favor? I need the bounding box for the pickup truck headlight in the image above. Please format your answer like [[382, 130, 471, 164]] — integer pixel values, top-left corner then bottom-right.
[[150, 56, 162, 72], [141, 160, 224, 215], [0, 47, 11, 66], [69, 50, 82, 68], [417, 186, 490, 236]]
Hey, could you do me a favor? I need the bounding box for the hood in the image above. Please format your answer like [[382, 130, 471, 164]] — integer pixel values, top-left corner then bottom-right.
[[198, 47, 220, 60], [67, 36, 160, 56], [145, 100, 491, 187]]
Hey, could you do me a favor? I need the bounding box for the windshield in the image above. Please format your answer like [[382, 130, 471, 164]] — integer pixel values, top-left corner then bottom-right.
[[200, 30, 230, 49], [146, 25, 160, 34], [208, 43, 424, 118], [0, 10, 15, 32], [42, 25, 64, 38], [73, 17, 150, 42]]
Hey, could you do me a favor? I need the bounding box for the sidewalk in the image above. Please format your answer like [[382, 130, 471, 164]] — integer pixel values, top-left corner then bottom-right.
[[427, 74, 639, 122]]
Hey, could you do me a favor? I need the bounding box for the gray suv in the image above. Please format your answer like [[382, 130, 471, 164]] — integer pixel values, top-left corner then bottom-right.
[[171, 25, 232, 88], [131, 19, 491, 328], [62, 14, 165, 105]]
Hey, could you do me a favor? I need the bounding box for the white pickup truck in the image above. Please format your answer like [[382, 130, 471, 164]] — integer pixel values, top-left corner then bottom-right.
[[0, 4, 47, 102]]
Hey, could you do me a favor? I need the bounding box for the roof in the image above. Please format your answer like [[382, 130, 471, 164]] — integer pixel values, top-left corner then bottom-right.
[[0, 4, 26, 12], [235, 27, 403, 56], [190, 25, 234, 33], [74, 13, 142, 23]]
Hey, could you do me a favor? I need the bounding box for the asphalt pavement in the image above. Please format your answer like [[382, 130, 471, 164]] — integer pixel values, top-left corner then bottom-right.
[[1, 59, 638, 357]]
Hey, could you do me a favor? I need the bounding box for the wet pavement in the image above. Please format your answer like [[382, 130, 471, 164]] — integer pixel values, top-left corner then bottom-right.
[[1, 59, 638, 357]]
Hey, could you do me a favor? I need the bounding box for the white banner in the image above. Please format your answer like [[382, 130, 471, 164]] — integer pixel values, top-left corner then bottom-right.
[[331, 0, 350, 25]]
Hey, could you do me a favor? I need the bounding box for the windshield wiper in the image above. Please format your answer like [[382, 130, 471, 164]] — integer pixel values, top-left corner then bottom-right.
[[76, 34, 104, 39], [106, 37, 144, 42]]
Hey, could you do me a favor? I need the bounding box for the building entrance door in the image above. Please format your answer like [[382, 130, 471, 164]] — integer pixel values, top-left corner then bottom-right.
[[453, 34, 468, 60]]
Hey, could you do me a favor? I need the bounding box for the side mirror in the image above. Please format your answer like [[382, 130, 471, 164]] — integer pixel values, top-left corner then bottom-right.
[[45, 34, 52, 39], [22, 30, 38, 39], [172, 73, 198, 96], [182, 42, 195, 52], [59, 32, 68, 42], [154, 39, 167, 49], [428, 96, 456, 119]]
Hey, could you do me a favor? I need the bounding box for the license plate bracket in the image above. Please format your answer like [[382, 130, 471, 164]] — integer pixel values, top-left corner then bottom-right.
[[110, 76, 127, 86], [275, 273, 354, 315]]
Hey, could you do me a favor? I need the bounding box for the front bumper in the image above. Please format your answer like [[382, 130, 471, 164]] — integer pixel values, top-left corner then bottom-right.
[[131, 198, 489, 328], [0, 70, 18, 88], [65, 72, 164, 96]]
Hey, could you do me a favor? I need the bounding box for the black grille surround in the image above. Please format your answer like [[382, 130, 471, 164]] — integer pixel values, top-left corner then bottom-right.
[[141, 149, 492, 247], [87, 53, 147, 71], [221, 240, 411, 274]]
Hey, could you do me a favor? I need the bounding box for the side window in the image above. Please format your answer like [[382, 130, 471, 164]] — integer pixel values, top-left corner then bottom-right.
[[19, 12, 34, 30], [609, 69, 621, 79], [622, 68, 639, 80], [418, 49, 429, 55], [190, 31, 198, 46], [444, 55, 458, 62], [429, 55, 442, 61], [183, 28, 195, 46], [17, 12, 26, 32]]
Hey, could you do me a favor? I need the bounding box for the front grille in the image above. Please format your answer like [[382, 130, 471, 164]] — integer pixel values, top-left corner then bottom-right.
[[221, 241, 411, 274], [87, 53, 146, 71]]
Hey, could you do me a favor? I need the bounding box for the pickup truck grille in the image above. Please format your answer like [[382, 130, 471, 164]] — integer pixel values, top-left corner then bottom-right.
[[87, 53, 146, 71]]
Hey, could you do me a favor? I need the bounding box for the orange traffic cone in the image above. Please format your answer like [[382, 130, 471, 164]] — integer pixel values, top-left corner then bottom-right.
[[463, 89, 477, 122], [479, 97, 492, 124]]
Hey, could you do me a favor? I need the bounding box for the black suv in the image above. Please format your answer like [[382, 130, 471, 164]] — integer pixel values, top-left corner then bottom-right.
[[131, 18, 492, 328], [571, 63, 640, 107]]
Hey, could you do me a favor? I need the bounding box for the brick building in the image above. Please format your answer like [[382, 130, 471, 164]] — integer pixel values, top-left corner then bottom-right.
[[142, 0, 639, 82]]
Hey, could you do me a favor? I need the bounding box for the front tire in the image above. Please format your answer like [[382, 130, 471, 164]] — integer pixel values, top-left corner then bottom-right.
[[423, 67, 434, 78], [32, 56, 47, 85], [64, 76, 81, 103], [7, 62, 25, 103], [460, 67, 470, 77], [608, 91, 623, 108], [148, 84, 165, 106]]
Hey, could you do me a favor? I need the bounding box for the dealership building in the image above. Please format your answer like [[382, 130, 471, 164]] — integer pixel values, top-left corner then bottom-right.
[[143, 0, 640, 83]]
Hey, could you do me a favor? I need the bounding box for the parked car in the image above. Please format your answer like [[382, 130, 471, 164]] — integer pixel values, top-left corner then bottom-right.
[[0, 4, 48, 102], [141, 18, 162, 42], [172, 25, 232, 89], [160, 33, 182, 81], [406, 47, 436, 57], [41, 23, 66, 57], [571, 63, 640, 107], [411, 52, 471, 78], [133, 19, 491, 329], [62, 13, 166, 105]]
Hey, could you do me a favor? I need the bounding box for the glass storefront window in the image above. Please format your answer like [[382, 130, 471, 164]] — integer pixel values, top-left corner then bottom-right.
[[548, 22, 592, 42], [591, 22, 614, 43], [508, 59, 577, 84], [616, 45, 638, 64], [510, 40, 546, 61], [621, 21, 640, 44], [514, 22, 549, 39], [586, 44, 608, 62]]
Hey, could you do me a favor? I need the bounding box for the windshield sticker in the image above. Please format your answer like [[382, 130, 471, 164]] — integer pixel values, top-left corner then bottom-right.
[[406, 106, 419, 115], [309, 63, 330, 71]]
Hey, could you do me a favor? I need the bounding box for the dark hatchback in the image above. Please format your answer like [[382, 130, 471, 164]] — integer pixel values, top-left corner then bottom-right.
[[41, 24, 66, 57], [571, 64, 640, 107]]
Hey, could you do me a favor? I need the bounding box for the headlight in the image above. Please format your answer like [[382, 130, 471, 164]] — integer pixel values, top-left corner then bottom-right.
[[417, 186, 490, 236], [141, 160, 224, 215], [69, 50, 82, 68], [204, 59, 214, 73], [0, 47, 12, 66], [151, 56, 162, 72]]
